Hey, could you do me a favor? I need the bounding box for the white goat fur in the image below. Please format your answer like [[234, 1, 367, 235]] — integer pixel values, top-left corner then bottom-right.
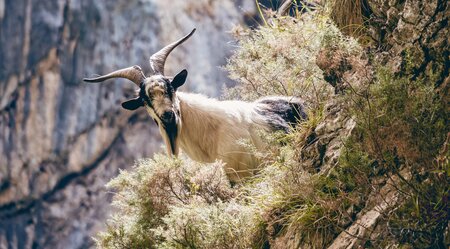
[[171, 92, 299, 182]]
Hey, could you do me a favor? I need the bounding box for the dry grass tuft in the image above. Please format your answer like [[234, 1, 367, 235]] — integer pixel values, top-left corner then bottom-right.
[[330, 0, 366, 37]]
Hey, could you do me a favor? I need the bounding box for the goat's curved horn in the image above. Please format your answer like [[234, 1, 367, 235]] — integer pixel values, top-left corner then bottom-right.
[[83, 65, 145, 86], [150, 28, 196, 75]]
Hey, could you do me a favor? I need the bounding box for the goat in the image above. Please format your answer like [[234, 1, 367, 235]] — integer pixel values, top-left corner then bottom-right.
[[84, 29, 307, 182]]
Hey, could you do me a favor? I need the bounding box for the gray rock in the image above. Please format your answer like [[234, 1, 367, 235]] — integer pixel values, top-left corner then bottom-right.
[[0, 0, 254, 248]]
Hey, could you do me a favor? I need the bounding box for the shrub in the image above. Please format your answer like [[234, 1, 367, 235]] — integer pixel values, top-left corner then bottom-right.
[[342, 67, 449, 248], [95, 155, 236, 248], [226, 13, 341, 109], [96, 6, 449, 249]]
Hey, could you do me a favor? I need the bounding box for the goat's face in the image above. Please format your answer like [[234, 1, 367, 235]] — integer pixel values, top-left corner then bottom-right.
[[121, 70, 187, 156], [83, 28, 195, 157]]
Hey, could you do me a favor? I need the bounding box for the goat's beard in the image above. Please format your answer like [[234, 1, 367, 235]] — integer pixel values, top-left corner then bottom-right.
[[159, 115, 180, 156]]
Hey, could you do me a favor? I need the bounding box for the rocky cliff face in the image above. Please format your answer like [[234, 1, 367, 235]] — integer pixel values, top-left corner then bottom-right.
[[0, 0, 254, 248], [313, 0, 449, 247]]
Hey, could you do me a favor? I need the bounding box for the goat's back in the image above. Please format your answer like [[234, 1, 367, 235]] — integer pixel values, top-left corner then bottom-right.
[[254, 96, 308, 132]]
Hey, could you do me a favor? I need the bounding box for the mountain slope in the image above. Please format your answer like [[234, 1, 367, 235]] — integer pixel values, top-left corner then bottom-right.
[[95, 1, 448, 248]]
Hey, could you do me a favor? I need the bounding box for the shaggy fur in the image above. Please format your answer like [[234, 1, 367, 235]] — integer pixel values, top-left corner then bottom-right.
[[175, 92, 307, 182]]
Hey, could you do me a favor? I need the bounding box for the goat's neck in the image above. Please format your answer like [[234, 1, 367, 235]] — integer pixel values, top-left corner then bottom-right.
[[176, 92, 221, 162]]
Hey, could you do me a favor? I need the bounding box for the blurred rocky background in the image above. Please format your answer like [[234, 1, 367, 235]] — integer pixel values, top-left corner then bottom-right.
[[0, 0, 257, 248]]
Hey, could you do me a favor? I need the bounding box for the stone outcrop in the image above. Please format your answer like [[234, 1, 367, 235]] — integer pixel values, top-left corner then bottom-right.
[[366, 0, 448, 87], [324, 0, 449, 247], [0, 1, 254, 248], [274, 0, 448, 247]]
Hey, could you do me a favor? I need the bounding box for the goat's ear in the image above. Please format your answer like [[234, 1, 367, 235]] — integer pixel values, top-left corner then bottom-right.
[[121, 97, 144, 110], [171, 69, 188, 90]]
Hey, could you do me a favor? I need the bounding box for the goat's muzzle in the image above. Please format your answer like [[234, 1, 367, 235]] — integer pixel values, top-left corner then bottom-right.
[[160, 111, 179, 156]]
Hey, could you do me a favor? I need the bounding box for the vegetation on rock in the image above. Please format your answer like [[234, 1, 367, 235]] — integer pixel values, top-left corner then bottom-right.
[[96, 2, 449, 248]]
